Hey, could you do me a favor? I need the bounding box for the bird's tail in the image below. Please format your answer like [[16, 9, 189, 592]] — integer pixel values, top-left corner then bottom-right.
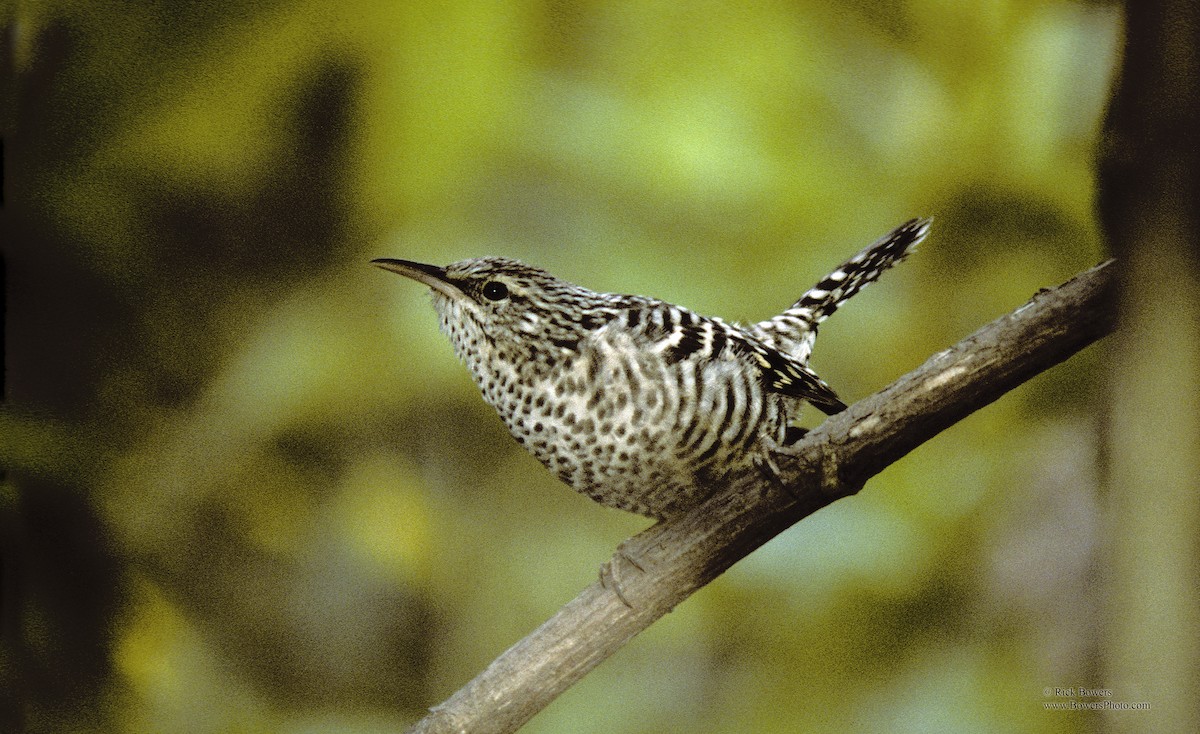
[[752, 218, 931, 362]]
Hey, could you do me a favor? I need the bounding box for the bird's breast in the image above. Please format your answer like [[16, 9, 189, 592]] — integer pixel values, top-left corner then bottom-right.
[[460, 331, 787, 517]]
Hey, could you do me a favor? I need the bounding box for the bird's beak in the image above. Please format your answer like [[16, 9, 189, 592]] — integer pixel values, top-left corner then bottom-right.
[[372, 258, 463, 299]]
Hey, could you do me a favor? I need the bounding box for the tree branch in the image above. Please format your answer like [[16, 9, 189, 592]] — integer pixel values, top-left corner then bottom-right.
[[405, 260, 1118, 734]]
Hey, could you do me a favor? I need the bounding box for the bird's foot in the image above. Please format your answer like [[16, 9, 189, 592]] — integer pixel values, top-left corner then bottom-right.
[[755, 432, 813, 503], [760, 431, 847, 499], [754, 452, 802, 504], [599, 542, 646, 608]]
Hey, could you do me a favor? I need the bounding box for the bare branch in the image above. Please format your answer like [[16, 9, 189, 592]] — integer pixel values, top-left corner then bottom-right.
[[405, 260, 1117, 734]]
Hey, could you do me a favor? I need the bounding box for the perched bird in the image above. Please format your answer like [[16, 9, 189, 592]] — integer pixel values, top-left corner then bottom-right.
[[375, 218, 929, 520]]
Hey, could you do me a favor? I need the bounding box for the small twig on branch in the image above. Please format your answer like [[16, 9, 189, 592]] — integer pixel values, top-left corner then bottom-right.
[[406, 260, 1117, 734]]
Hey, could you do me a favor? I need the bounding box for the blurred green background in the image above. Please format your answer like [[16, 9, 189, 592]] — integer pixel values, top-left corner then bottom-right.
[[3, 1, 1122, 732]]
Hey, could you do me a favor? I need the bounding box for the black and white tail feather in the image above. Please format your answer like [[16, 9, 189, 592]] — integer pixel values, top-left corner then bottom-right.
[[751, 218, 931, 368]]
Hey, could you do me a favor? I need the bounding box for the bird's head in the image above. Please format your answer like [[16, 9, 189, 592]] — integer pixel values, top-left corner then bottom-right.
[[373, 256, 616, 366]]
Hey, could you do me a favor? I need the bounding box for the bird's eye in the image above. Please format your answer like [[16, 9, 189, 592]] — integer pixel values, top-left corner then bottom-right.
[[482, 281, 509, 301]]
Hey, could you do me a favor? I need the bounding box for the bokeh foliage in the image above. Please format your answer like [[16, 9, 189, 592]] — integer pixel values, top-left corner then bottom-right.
[[3, 1, 1119, 732]]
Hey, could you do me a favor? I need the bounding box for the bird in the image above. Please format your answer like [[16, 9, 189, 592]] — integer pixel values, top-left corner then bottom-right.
[[374, 218, 930, 520]]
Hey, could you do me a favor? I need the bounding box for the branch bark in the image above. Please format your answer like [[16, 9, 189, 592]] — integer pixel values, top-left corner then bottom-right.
[[406, 260, 1117, 734]]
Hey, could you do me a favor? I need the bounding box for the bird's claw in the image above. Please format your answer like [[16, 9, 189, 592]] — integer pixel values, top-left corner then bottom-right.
[[756, 435, 805, 503], [599, 544, 645, 608]]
